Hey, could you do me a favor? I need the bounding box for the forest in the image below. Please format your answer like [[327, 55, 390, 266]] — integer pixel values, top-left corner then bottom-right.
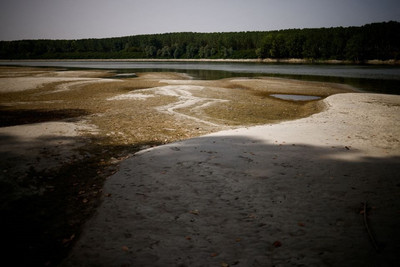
[[0, 21, 399, 62]]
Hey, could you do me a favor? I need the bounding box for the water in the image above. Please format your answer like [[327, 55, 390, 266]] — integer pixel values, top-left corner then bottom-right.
[[270, 94, 322, 101], [1, 60, 399, 94]]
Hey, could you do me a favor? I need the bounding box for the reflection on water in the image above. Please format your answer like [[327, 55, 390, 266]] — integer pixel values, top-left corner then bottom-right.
[[1, 61, 399, 94], [113, 73, 137, 78], [270, 94, 322, 101]]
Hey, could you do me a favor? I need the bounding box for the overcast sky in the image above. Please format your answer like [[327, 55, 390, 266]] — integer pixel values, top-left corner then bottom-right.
[[0, 0, 399, 41]]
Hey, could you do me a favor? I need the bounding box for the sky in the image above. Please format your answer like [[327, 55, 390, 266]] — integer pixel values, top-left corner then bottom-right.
[[0, 0, 399, 41]]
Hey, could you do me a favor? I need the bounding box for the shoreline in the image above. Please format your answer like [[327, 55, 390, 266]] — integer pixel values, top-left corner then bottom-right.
[[1, 67, 397, 265], [1, 58, 400, 65]]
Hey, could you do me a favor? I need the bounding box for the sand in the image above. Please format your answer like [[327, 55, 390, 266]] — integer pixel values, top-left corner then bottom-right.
[[0, 67, 114, 93], [1, 67, 399, 265], [0, 121, 97, 206], [109, 85, 230, 127], [0, 77, 121, 93], [62, 93, 400, 266]]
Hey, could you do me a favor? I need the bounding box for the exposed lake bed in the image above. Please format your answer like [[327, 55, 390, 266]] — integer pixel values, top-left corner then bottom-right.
[[1, 64, 399, 266]]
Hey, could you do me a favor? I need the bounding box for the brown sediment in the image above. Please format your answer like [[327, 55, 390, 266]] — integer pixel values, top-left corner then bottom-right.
[[0, 67, 352, 146]]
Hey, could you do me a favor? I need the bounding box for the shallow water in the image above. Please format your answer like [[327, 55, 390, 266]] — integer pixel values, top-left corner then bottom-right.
[[270, 94, 322, 101], [1, 60, 399, 94], [2, 61, 399, 79]]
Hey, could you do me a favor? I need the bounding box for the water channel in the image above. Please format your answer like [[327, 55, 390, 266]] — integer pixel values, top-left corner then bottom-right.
[[1, 60, 399, 94]]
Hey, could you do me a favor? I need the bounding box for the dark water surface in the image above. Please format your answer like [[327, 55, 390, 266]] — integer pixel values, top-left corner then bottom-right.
[[270, 94, 322, 101], [1, 60, 400, 94]]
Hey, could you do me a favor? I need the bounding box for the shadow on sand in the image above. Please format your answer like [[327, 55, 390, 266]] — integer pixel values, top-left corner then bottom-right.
[[0, 131, 161, 266], [62, 134, 400, 267]]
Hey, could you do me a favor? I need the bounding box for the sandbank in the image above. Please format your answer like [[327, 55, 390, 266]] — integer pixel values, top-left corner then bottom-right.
[[63, 93, 400, 266], [0, 67, 114, 93]]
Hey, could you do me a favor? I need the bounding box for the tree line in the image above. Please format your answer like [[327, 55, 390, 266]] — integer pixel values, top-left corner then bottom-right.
[[1, 21, 399, 62]]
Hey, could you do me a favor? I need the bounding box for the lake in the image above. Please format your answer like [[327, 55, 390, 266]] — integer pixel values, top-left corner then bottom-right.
[[1, 60, 400, 94]]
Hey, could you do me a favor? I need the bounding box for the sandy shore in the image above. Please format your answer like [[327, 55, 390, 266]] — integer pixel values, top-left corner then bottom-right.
[[1, 66, 399, 265], [62, 93, 400, 266]]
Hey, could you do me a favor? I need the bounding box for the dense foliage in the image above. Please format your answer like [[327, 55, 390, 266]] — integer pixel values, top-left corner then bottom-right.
[[1, 21, 399, 61]]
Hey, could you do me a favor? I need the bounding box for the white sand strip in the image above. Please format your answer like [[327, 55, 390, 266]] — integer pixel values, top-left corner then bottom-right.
[[63, 93, 400, 267], [109, 85, 229, 126], [0, 76, 118, 93], [107, 93, 155, 100], [0, 77, 94, 92], [153, 85, 229, 126]]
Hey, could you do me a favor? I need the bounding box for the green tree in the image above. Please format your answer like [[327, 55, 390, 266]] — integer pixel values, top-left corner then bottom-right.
[[144, 45, 157, 58], [345, 34, 365, 61]]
